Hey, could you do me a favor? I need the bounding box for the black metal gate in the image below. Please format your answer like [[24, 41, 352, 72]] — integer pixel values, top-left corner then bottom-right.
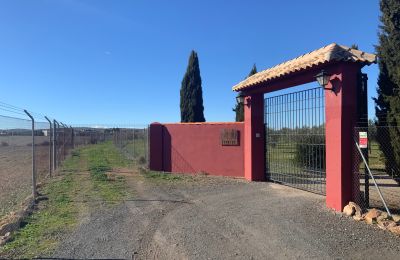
[[265, 87, 326, 195]]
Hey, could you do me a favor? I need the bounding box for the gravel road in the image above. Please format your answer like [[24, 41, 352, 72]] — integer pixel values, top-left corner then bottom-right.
[[52, 173, 400, 260]]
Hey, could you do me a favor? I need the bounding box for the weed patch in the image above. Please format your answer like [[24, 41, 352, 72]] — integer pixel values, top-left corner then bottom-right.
[[0, 142, 133, 259], [0, 171, 78, 258], [81, 142, 131, 202], [141, 169, 184, 181]]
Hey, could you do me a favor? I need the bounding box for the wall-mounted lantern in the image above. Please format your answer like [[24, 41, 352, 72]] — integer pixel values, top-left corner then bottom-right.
[[236, 91, 250, 106], [236, 91, 245, 104], [315, 70, 333, 90]]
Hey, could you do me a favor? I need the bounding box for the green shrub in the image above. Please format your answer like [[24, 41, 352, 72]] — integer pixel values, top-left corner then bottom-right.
[[294, 135, 325, 169]]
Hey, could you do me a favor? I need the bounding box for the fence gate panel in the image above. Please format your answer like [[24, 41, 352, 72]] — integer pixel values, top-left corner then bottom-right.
[[265, 87, 326, 195]]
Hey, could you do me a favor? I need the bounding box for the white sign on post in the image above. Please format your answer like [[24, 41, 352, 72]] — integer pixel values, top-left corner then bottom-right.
[[359, 132, 368, 149]]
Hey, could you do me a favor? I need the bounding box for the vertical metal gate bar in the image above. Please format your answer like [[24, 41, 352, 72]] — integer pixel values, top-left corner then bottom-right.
[[300, 90, 304, 188], [285, 94, 288, 183], [317, 89, 321, 193], [306, 90, 309, 192], [321, 88, 324, 193], [318, 89, 321, 193], [279, 95, 281, 182], [292, 92, 295, 186], [312, 89, 318, 191], [274, 94, 276, 180], [296, 92, 299, 186], [267, 98, 270, 179], [289, 92, 293, 186]]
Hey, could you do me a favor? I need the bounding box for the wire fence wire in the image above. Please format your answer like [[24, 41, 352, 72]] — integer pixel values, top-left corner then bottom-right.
[[0, 103, 149, 220], [0, 115, 33, 218], [112, 126, 149, 166], [34, 121, 51, 184], [353, 125, 400, 214], [54, 124, 74, 168]]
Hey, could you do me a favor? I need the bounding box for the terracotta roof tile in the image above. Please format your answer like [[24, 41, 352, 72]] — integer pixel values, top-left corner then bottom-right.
[[232, 43, 377, 91]]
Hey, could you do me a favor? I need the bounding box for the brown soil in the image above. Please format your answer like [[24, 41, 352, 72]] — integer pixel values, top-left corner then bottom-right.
[[0, 138, 50, 218]]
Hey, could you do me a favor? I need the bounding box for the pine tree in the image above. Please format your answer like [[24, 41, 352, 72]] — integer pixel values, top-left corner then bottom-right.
[[180, 50, 205, 122], [233, 64, 257, 121], [374, 0, 400, 181]]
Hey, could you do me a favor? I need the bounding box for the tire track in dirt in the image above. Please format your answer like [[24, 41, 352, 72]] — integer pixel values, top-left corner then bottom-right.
[[52, 172, 400, 260], [127, 177, 191, 260], [53, 171, 191, 259]]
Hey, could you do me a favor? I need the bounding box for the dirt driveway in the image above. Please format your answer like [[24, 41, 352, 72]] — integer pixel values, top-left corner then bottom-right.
[[53, 172, 400, 260]]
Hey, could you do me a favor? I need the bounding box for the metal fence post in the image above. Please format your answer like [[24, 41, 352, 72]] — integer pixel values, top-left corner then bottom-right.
[[45, 116, 52, 177], [133, 128, 135, 159], [361, 73, 369, 208], [63, 123, 67, 158], [61, 122, 66, 160], [363, 137, 370, 208], [24, 110, 37, 199], [54, 120, 59, 170], [70, 126, 74, 149], [354, 139, 392, 218], [147, 125, 150, 168]]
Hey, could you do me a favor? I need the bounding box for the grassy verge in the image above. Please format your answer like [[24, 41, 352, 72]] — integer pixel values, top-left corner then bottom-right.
[[82, 142, 132, 202], [122, 138, 147, 158], [0, 150, 81, 259], [140, 168, 185, 182], [0, 142, 132, 259]]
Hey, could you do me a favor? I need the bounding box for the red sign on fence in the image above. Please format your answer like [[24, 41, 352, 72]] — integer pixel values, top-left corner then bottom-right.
[[359, 132, 368, 149]]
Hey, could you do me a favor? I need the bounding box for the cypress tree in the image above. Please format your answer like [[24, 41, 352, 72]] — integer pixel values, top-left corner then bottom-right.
[[248, 63, 257, 77], [351, 44, 359, 50], [233, 64, 257, 121], [180, 50, 205, 122], [374, 0, 400, 181]]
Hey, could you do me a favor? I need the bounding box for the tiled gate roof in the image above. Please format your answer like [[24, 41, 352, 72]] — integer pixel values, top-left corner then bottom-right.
[[232, 43, 377, 91]]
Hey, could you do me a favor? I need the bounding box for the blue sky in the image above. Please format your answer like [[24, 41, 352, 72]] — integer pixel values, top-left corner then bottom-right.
[[0, 0, 380, 125]]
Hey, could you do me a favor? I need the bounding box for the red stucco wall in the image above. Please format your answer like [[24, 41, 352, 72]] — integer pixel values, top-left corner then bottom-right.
[[150, 122, 244, 178]]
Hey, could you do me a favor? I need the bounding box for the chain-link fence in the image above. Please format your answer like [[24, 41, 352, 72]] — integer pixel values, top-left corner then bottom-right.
[[53, 123, 74, 168], [353, 125, 400, 214], [0, 102, 151, 220], [73, 127, 112, 147], [109, 126, 149, 166], [34, 121, 51, 184], [0, 108, 77, 218], [0, 115, 33, 218]]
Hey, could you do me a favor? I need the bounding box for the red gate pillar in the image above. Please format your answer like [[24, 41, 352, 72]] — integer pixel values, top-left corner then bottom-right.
[[244, 93, 265, 181], [325, 63, 360, 211], [149, 123, 164, 171]]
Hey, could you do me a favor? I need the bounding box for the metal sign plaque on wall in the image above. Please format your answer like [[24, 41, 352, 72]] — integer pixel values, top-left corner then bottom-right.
[[220, 129, 240, 146]]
